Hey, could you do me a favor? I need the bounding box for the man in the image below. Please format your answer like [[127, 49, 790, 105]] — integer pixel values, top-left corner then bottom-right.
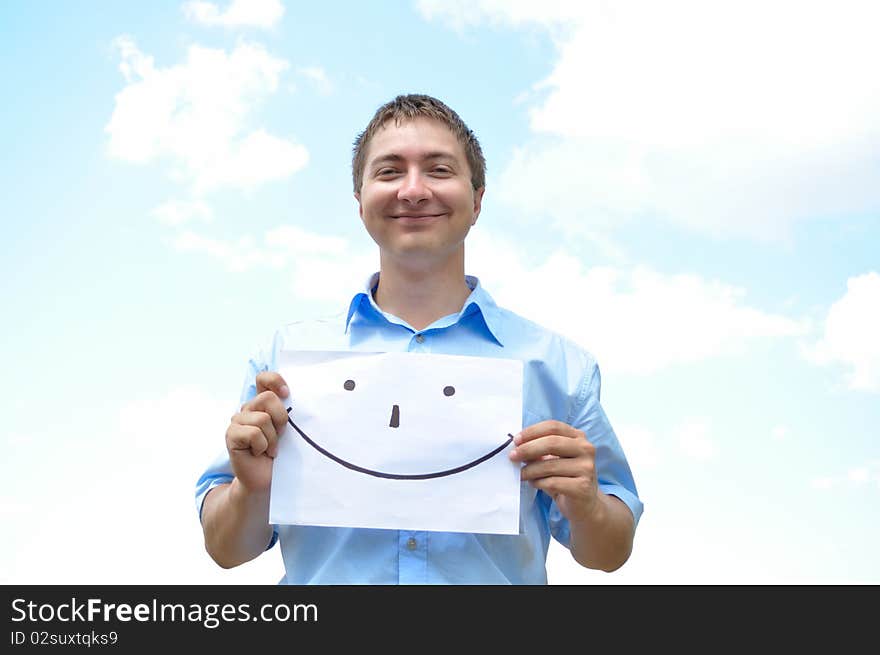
[[196, 94, 642, 584]]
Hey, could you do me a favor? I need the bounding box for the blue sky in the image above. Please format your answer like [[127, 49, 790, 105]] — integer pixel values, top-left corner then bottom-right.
[[2, 0, 878, 584]]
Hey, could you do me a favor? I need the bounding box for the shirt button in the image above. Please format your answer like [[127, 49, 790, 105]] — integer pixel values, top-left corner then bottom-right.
[[406, 537, 417, 550], [415, 334, 425, 343]]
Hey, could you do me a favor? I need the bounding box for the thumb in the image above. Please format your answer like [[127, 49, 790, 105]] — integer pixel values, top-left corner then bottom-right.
[[256, 371, 289, 399]]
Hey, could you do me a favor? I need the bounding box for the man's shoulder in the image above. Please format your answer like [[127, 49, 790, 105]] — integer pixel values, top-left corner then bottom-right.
[[491, 302, 598, 370]]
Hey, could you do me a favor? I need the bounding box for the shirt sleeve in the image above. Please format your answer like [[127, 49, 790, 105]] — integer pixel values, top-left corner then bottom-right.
[[546, 357, 644, 547], [193, 336, 279, 550]]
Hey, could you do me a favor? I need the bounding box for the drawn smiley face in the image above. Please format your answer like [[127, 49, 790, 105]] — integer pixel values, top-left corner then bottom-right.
[[285, 377, 513, 480]]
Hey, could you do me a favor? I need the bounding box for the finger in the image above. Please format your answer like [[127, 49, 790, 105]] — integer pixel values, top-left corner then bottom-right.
[[244, 390, 290, 435], [226, 423, 269, 457], [256, 371, 289, 399], [236, 410, 278, 442], [520, 457, 592, 481], [510, 435, 592, 462], [529, 475, 591, 499], [236, 409, 284, 458], [515, 420, 583, 445]]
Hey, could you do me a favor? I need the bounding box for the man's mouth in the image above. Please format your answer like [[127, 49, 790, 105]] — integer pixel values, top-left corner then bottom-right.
[[390, 212, 447, 220]]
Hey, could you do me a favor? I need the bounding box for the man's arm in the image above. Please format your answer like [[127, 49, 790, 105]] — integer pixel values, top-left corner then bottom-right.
[[510, 420, 636, 572], [201, 372, 289, 569], [568, 491, 634, 572], [201, 481, 273, 569]]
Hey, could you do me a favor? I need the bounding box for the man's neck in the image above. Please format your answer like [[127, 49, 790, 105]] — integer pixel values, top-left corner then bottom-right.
[[373, 253, 472, 332]]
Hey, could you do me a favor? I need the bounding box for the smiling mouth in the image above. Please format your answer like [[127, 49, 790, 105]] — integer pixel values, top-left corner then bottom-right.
[[286, 407, 513, 480], [391, 213, 446, 220]]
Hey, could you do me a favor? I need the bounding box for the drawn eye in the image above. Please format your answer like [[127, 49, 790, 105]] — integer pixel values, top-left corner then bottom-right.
[[443, 386, 455, 396], [344, 380, 356, 391]]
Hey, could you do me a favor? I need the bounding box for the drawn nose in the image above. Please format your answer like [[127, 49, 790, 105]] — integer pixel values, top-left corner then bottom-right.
[[389, 404, 400, 428]]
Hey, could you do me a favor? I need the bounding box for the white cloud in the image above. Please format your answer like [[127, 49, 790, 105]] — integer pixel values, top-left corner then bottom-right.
[[172, 225, 350, 272], [675, 418, 718, 461], [805, 272, 880, 392], [173, 230, 285, 271], [183, 0, 285, 29], [173, 221, 806, 375], [418, 0, 581, 32], [546, 514, 789, 584], [287, 247, 377, 303], [170, 225, 376, 302], [0, 499, 29, 519], [423, 1, 880, 241], [614, 424, 659, 473], [810, 476, 835, 490], [264, 224, 349, 256], [3, 432, 30, 448], [151, 198, 214, 226], [468, 228, 807, 376], [495, 138, 880, 242], [810, 459, 880, 491], [106, 36, 308, 194], [109, 386, 284, 583], [0, 386, 285, 584], [297, 66, 333, 95], [770, 425, 789, 442], [848, 467, 870, 484]]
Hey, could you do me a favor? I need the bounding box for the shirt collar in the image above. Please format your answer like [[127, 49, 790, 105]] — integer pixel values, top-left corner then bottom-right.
[[345, 272, 505, 346]]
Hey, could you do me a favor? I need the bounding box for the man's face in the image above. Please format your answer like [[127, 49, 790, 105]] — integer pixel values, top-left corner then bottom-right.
[[355, 117, 484, 266]]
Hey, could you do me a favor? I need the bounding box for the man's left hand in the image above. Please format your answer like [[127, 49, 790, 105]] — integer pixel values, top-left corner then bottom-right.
[[509, 420, 599, 524]]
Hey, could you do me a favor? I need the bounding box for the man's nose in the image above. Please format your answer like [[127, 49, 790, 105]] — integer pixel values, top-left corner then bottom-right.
[[397, 170, 430, 203], [389, 404, 400, 428]]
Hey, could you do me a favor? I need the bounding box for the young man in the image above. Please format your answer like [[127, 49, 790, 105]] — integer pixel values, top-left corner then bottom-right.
[[196, 94, 642, 584]]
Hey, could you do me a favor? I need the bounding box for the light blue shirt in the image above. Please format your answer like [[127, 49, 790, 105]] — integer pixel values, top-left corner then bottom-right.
[[195, 273, 643, 584]]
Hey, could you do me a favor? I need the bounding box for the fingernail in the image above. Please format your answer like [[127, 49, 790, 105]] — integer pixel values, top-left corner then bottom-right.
[[513, 432, 522, 444], [508, 448, 517, 460], [280, 385, 289, 397]]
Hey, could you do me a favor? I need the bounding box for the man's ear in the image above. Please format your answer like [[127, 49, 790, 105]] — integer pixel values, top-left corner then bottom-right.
[[354, 191, 363, 220], [471, 187, 485, 226]]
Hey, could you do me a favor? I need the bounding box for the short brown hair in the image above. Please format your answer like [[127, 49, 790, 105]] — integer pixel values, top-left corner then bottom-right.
[[352, 94, 486, 193]]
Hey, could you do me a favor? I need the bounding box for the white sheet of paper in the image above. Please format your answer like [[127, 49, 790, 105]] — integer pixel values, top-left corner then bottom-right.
[[269, 350, 523, 534]]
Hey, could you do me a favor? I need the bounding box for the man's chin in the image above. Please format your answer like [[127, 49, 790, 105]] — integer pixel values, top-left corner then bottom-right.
[[381, 239, 462, 262]]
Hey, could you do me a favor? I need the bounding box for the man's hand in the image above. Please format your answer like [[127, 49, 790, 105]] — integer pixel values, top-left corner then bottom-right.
[[225, 372, 290, 495], [510, 419, 635, 571], [509, 420, 599, 524]]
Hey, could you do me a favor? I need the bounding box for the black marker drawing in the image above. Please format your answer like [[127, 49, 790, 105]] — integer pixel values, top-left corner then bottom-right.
[[285, 393, 514, 480]]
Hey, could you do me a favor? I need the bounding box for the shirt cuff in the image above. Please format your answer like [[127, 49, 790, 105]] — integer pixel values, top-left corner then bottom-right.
[[599, 482, 644, 529], [196, 476, 278, 552]]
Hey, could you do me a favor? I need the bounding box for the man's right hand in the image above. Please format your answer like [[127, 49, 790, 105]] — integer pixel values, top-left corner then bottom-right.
[[225, 372, 290, 495]]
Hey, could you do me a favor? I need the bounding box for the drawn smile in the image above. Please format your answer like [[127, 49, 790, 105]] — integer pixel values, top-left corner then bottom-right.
[[285, 407, 514, 480]]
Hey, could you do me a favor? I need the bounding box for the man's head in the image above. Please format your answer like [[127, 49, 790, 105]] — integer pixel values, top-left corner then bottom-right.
[[352, 95, 487, 269], [352, 94, 486, 194]]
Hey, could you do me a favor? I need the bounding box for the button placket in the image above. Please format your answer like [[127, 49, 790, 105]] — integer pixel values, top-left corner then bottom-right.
[[398, 531, 428, 583]]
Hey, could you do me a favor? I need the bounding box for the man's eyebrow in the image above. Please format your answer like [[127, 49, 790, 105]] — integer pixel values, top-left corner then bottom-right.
[[369, 152, 459, 167]]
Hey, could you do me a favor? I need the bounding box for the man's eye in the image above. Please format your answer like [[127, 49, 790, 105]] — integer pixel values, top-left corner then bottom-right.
[[376, 169, 398, 177], [431, 167, 452, 175]]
